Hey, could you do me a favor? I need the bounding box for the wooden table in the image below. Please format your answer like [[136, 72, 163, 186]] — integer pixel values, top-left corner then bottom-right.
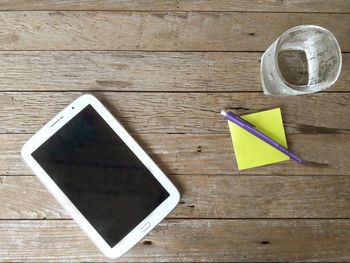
[[0, 1, 349, 262]]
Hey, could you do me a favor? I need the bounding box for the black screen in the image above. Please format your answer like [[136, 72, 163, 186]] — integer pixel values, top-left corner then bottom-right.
[[32, 105, 169, 247]]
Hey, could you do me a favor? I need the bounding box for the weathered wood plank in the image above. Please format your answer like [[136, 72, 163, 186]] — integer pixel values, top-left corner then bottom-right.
[[0, 219, 349, 262], [1, 175, 350, 219], [0, 51, 349, 92], [0, 12, 348, 51], [0, 0, 349, 12], [2, 134, 349, 175], [0, 92, 349, 134]]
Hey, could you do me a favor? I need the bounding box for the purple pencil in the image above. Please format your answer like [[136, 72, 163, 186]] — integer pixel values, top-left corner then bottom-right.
[[221, 110, 306, 166]]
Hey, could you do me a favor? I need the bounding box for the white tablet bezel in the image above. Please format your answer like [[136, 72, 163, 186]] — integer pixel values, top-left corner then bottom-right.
[[21, 94, 180, 258]]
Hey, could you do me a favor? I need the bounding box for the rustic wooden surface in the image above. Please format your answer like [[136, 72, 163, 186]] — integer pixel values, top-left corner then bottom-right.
[[0, 12, 349, 51], [0, 52, 349, 92], [1, 219, 350, 262], [0, 1, 349, 262], [2, 175, 350, 219], [0, 0, 349, 12]]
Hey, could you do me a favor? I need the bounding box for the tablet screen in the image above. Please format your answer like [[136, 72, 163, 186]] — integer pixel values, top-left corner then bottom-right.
[[32, 105, 170, 247]]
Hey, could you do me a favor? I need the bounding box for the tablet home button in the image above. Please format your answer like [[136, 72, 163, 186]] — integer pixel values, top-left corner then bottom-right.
[[141, 222, 151, 232]]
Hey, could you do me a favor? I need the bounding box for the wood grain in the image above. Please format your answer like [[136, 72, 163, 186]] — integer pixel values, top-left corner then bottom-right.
[[0, 219, 349, 262], [2, 134, 349, 176], [0, 12, 348, 51], [0, 1, 348, 262], [1, 175, 350, 219], [0, 51, 349, 92], [1, 92, 349, 134], [0, 0, 349, 12]]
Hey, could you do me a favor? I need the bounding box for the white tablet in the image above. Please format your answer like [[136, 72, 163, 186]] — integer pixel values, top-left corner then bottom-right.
[[21, 94, 180, 258]]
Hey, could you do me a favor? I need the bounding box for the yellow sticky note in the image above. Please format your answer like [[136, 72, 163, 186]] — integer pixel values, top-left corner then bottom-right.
[[228, 108, 290, 170]]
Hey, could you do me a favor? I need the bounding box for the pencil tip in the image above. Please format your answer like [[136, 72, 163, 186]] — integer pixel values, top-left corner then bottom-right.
[[221, 110, 227, 116]]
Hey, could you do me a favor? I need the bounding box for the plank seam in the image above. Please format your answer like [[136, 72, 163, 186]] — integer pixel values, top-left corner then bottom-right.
[[0, 50, 349, 53], [2, 174, 350, 177], [0, 90, 350, 94], [0, 10, 349, 14], [1, 218, 350, 221]]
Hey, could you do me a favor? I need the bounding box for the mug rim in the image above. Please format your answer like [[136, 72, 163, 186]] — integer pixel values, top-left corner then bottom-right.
[[273, 25, 342, 92]]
